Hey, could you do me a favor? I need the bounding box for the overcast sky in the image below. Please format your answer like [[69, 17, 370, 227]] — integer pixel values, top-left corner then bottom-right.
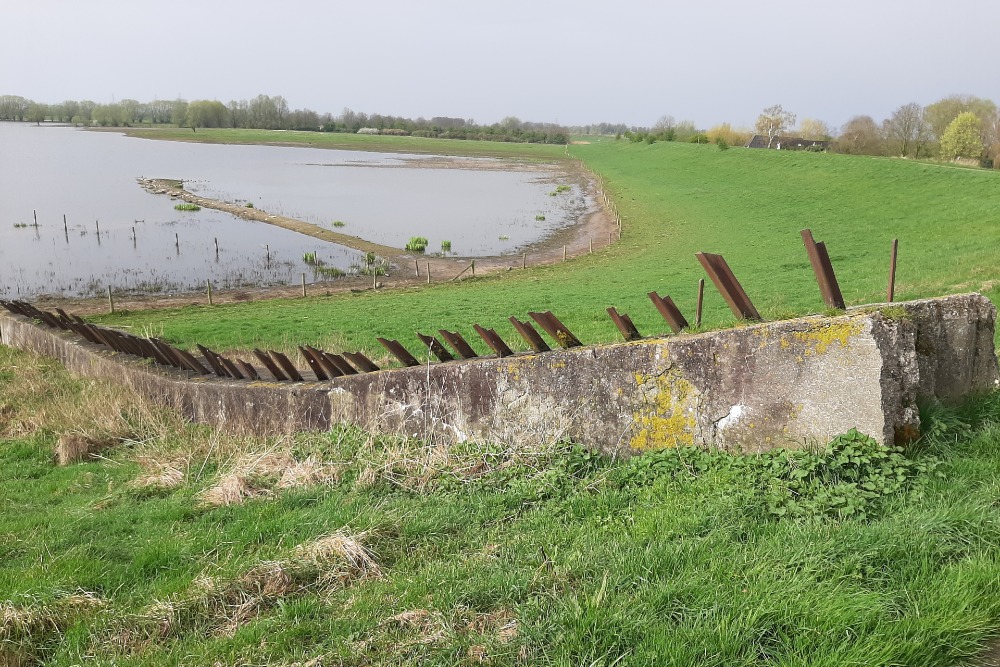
[[2, 0, 998, 131]]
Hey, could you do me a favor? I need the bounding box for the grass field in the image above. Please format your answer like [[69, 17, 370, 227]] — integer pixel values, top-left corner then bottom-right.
[[6, 132, 1000, 665], [118, 126, 567, 160], [4, 344, 1000, 666], [94, 137, 1000, 362]]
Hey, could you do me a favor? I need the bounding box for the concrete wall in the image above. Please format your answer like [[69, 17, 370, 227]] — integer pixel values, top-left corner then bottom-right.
[[2, 294, 997, 453]]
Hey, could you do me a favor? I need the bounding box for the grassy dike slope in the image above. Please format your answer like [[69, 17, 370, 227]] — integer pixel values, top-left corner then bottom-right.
[[4, 342, 1000, 666], [97, 138, 1000, 357]]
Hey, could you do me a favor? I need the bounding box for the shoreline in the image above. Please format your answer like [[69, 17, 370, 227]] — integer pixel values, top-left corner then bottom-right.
[[33, 160, 618, 315]]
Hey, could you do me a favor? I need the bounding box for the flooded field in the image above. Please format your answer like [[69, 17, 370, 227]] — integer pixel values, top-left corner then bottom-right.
[[0, 123, 590, 299]]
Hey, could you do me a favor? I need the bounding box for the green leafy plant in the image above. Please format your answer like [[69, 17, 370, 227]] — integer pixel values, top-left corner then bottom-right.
[[332, 220, 345, 228], [498, 234, 509, 241], [244, 202, 254, 208], [535, 214, 546, 221], [440, 240, 452, 252], [174, 203, 201, 211], [405, 236, 429, 252]]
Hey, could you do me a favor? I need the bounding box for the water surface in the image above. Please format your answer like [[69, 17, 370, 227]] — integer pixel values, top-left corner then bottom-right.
[[0, 123, 586, 298]]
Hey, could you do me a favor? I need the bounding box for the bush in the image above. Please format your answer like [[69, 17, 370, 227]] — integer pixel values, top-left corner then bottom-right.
[[440, 240, 452, 252], [690, 133, 709, 144], [715, 137, 729, 150]]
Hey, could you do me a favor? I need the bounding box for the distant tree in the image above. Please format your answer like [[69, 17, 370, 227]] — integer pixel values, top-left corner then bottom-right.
[[672, 120, 699, 142], [925, 95, 996, 142], [939, 112, 983, 160], [118, 98, 142, 126], [170, 99, 188, 126], [836, 115, 884, 155], [61, 100, 79, 123], [26, 102, 48, 125], [797, 118, 832, 140], [500, 116, 522, 130], [882, 103, 930, 157], [185, 100, 227, 130], [755, 104, 796, 147]]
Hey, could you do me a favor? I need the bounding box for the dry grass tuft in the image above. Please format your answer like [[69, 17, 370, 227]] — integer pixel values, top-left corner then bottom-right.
[[276, 455, 340, 490], [0, 592, 103, 664], [293, 530, 382, 581], [53, 432, 117, 465], [130, 457, 186, 490], [383, 608, 448, 645], [200, 474, 267, 507], [0, 351, 182, 445]]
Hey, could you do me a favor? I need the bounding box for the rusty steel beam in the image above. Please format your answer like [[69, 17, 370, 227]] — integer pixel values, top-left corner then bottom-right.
[[607, 307, 642, 341], [377, 338, 421, 367], [800, 229, 846, 310], [149, 339, 184, 369], [304, 345, 343, 378], [216, 353, 246, 380], [298, 346, 330, 381], [252, 349, 288, 381], [235, 359, 260, 380], [528, 311, 583, 349], [695, 252, 762, 321], [472, 324, 514, 358], [341, 351, 380, 373], [323, 352, 358, 376], [647, 292, 689, 333], [270, 350, 305, 382], [508, 316, 551, 353], [197, 345, 231, 378], [438, 330, 478, 359], [416, 333, 455, 362], [170, 345, 211, 375]]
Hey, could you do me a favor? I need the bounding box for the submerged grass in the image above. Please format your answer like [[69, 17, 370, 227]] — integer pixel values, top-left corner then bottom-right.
[[4, 343, 1000, 665]]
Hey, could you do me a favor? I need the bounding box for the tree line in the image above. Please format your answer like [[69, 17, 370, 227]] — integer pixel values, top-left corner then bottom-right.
[[0, 94, 569, 145], [570, 95, 1000, 168]]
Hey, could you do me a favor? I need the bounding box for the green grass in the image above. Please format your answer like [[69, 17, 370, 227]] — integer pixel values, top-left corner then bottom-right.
[[4, 344, 1000, 665], [173, 203, 201, 212], [118, 126, 566, 160], [98, 141, 1000, 361]]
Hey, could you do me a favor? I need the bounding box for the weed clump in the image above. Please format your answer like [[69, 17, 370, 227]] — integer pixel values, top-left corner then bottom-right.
[[440, 240, 452, 252], [405, 236, 429, 252], [174, 203, 201, 212]]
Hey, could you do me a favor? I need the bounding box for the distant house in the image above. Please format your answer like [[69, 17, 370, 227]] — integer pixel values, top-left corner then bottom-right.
[[746, 134, 831, 151]]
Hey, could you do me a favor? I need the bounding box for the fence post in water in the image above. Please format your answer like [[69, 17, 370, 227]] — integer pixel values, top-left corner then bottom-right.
[[95, 220, 100, 235], [214, 237, 219, 255], [265, 244, 270, 263], [207, 280, 213, 305], [63, 214, 67, 233], [33, 210, 38, 227], [887, 239, 899, 303], [107, 286, 115, 314], [175, 233, 179, 252]]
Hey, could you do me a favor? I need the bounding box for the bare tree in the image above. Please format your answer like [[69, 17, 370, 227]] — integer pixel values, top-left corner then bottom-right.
[[797, 118, 831, 140], [882, 103, 930, 157], [837, 115, 884, 155], [755, 104, 796, 147]]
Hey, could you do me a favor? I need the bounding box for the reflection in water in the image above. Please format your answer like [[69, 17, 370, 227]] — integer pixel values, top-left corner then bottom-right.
[[0, 123, 589, 299]]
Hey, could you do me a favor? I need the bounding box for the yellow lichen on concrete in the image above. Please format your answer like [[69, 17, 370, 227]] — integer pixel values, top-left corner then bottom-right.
[[630, 371, 697, 451], [784, 321, 863, 357]]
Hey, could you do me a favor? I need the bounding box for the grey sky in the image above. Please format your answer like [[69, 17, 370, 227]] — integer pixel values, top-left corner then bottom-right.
[[2, 0, 998, 131]]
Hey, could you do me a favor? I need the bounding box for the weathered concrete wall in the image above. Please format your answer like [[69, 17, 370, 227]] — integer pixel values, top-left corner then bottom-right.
[[2, 294, 997, 452]]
